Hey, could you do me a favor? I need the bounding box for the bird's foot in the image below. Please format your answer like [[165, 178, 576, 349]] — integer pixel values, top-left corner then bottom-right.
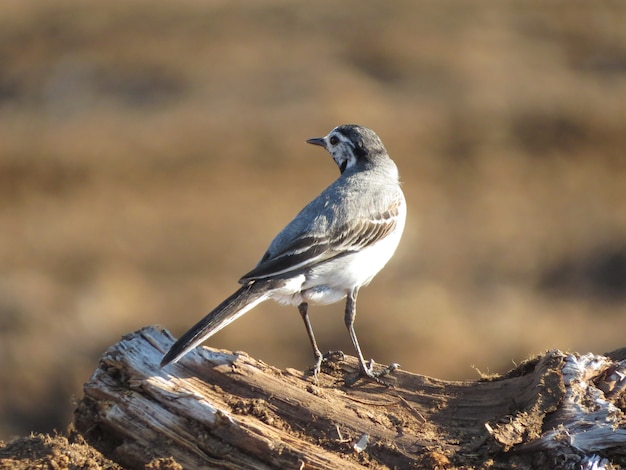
[[307, 354, 323, 383], [323, 350, 345, 361], [345, 359, 400, 387], [307, 350, 345, 382]]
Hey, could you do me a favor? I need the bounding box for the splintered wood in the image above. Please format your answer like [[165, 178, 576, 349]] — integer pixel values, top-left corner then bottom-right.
[[75, 326, 626, 469]]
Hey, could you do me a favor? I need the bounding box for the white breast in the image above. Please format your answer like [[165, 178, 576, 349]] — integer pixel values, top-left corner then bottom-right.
[[283, 197, 407, 307]]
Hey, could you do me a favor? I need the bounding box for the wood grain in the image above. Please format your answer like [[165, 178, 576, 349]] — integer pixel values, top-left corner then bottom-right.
[[74, 326, 626, 469]]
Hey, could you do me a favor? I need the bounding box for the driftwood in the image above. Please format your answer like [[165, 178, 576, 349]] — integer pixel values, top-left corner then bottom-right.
[[75, 326, 626, 469]]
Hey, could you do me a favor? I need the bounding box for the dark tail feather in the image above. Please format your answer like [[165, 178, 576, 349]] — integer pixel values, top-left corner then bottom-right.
[[160, 282, 272, 367]]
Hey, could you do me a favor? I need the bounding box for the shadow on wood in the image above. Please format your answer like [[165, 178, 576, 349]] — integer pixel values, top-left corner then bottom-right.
[[74, 326, 626, 469]]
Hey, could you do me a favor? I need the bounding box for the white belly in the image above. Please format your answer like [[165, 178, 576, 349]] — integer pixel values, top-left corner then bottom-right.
[[268, 203, 406, 307]]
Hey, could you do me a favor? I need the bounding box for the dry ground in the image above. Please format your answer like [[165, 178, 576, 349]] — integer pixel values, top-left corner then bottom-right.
[[0, 428, 183, 469], [1, 0, 626, 448], [0, 431, 122, 470]]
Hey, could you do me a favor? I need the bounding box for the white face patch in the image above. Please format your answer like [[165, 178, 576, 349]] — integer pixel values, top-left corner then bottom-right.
[[324, 130, 359, 174]]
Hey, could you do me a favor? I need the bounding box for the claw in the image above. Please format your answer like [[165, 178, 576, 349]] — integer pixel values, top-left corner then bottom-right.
[[345, 359, 400, 387], [307, 350, 347, 383], [323, 350, 345, 361], [307, 352, 324, 383]]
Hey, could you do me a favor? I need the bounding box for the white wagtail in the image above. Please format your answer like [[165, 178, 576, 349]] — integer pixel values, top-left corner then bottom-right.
[[161, 124, 406, 384]]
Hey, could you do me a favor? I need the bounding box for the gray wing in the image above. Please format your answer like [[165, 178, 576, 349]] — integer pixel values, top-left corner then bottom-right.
[[239, 195, 402, 283]]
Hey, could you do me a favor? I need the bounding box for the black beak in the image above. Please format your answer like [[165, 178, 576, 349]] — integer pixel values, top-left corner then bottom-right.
[[306, 137, 325, 147]]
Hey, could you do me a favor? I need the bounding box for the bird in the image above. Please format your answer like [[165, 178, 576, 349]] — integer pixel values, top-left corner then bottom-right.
[[160, 124, 406, 385]]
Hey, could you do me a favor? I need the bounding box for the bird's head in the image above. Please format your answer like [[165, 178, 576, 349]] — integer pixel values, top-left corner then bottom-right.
[[306, 124, 388, 174]]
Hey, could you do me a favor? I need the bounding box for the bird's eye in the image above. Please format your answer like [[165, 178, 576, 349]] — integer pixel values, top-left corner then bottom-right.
[[329, 136, 339, 146]]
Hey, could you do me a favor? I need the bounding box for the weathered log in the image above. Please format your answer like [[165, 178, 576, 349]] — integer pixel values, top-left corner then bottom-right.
[[74, 326, 626, 469]]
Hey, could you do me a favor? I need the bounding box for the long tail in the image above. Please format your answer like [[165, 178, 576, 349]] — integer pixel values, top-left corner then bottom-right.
[[160, 281, 274, 367]]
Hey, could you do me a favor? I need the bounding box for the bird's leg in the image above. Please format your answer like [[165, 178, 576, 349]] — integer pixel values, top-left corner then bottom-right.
[[298, 302, 323, 381], [344, 288, 398, 386]]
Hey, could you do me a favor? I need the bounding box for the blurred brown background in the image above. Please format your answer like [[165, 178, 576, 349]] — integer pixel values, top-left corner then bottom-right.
[[1, 0, 625, 440]]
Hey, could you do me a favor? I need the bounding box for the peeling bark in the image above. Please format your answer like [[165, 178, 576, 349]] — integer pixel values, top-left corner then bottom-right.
[[74, 326, 626, 469]]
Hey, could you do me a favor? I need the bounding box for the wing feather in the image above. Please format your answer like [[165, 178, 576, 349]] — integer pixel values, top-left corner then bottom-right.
[[239, 196, 402, 283]]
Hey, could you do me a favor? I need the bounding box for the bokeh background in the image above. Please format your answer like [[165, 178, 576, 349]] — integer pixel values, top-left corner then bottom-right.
[[1, 0, 625, 440]]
